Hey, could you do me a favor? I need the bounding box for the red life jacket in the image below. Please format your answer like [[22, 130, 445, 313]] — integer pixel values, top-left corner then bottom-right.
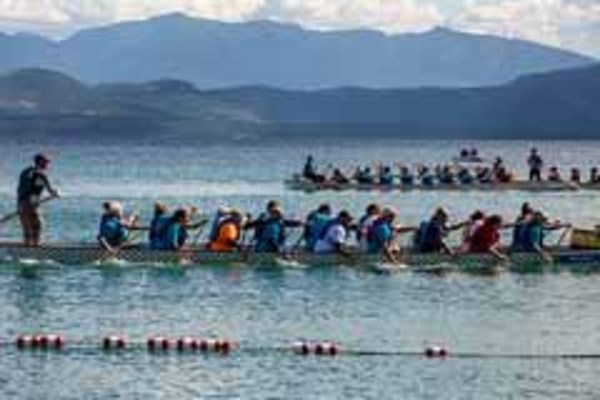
[[469, 223, 500, 253]]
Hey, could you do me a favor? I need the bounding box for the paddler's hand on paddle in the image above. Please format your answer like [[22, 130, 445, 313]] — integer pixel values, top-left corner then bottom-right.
[[49, 189, 60, 199]]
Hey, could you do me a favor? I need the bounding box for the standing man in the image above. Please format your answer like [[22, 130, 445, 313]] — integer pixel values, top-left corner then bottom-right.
[[17, 153, 59, 246], [527, 148, 544, 182]]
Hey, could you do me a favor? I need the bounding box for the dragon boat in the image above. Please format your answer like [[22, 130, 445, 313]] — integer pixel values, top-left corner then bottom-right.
[[2, 242, 600, 274], [284, 175, 597, 192]]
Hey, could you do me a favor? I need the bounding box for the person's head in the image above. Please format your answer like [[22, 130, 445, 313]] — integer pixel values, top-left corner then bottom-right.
[[382, 207, 398, 223], [470, 210, 485, 222], [364, 167, 371, 173], [486, 215, 503, 228], [433, 207, 448, 223], [266, 200, 280, 213], [365, 203, 381, 216], [154, 201, 168, 217], [337, 210, 353, 227], [521, 202, 533, 217], [34, 153, 50, 170], [532, 211, 547, 225], [307, 155, 313, 162], [109, 201, 123, 218], [531, 148, 538, 155], [383, 166, 391, 173], [173, 208, 189, 224], [317, 203, 332, 215]]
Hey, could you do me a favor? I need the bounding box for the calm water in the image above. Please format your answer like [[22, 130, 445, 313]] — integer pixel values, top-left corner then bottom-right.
[[0, 140, 600, 399]]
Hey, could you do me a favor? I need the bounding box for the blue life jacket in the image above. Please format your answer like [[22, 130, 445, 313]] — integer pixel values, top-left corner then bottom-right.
[[421, 175, 435, 187], [255, 216, 285, 253], [414, 220, 443, 253], [304, 212, 331, 251], [379, 171, 394, 185], [400, 174, 415, 186], [149, 215, 171, 249], [99, 215, 128, 247], [162, 221, 183, 251], [367, 218, 393, 253], [513, 223, 544, 252]]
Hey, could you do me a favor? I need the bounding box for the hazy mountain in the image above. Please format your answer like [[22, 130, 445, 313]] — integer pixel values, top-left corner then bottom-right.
[[0, 66, 598, 142], [0, 13, 595, 89]]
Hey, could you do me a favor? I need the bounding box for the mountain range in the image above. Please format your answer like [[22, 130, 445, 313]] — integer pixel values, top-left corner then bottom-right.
[[0, 13, 595, 90], [0, 66, 598, 142]]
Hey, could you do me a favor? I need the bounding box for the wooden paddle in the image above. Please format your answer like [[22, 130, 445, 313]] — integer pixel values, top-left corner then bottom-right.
[[0, 196, 57, 225], [556, 225, 573, 246]]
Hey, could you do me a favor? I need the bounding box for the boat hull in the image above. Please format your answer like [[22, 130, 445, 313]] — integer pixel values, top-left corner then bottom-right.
[[1, 243, 600, 273], [284, 178, 589, 192]]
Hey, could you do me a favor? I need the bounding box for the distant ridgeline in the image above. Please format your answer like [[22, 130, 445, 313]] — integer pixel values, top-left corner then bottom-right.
[[0, 14, 594, 89], [0, 66, 598, 142]]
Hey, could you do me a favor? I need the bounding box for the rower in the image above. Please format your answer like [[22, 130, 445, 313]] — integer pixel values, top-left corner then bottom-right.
[[303, 155, 325, 183], [206, 209, 246, 252], [469, 215, 508, 261], [98, 202, 137, 250], [419, 166, 435, 187], [414, 208, 463, 254], [570, 168, 581, 184], [331, 169, 350, 184], [160, 208, 192, 251], [438, 165, 455, 185], [399, 166, 415, 186], [512, 210, 570, 262], [357, 203, 382, 251], [303, 204, 333, 251], [547, 166, 561, 182], [457, 167, 474, 185], [378, 166, 394, 186], [17, 153, 60, 246], [314, 210, 354, 256], [366, 208, 415, 263], [356, 167, 375, 185], [527, 148, 544, 182], [149, 202, 170, 249], [459, 210, 485, 252], [590, 167, 599, 184], [247, 201, 302, 253], [475, 166, 493, 184]]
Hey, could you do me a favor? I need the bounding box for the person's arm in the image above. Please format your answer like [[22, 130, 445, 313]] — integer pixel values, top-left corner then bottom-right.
[[40, 173, 59, 198], [395, 226, 417, 235], [488, 243, 509, 261], [529, 227, 553, 262], [283, 219, 303, 228]]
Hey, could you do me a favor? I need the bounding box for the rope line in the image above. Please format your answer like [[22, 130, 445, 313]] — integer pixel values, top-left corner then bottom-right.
[[2, 337, 600, 360]]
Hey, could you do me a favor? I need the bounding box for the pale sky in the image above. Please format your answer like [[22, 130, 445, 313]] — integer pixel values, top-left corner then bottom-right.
[[0, 0, 598, 57]]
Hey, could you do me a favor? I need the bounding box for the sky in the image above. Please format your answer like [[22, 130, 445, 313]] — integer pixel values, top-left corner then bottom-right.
[[0, 0, 598, 57]]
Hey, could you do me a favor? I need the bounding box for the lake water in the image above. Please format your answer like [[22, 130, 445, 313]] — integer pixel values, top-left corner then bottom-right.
[[0, 140, 599, 399]]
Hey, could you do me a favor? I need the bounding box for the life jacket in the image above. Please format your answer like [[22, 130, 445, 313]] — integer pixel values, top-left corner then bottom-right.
[[150, 216, 181, 250], [254, 216, 285, 252], [413, 220, 443, 252], [304, 212, 331, 251], [149, 215, 170, 248], [469, 223, 500, 253], [99, 215, 127, 247], [318, 218, 346, 242], [209, 217, 241, 244], [379, 170, 394, 185], [513, 222, 543, 252], [366, 218, 392, 253], [356, 214, 376, 242]]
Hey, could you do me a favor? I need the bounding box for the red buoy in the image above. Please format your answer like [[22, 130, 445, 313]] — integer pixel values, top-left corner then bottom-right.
[[425, 345, 448, 358]]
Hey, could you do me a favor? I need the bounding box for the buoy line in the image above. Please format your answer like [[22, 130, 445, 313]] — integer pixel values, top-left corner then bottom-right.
[[2, 335, 600, 360]]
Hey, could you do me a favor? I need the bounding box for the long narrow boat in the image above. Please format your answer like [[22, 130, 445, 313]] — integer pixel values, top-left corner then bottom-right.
[[2, 242, 600, 273], [284, 176, 596, 193]]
